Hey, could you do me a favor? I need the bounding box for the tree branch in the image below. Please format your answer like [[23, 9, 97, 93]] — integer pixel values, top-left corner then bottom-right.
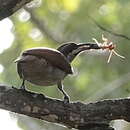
[[89, 16, 130, 41], [0, 0, 32, 20], [0, 85, 130, 130]]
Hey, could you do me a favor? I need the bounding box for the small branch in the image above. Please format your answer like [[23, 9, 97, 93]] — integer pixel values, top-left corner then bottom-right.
[[0, 85, 130, 130], [90, 16, 130, 41], [24, 7, 63, 43], [0, 0, 32, 20]]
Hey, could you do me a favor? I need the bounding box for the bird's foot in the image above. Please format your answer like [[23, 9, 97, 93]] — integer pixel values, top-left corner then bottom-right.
[[12, 86, 15, 89], [12, 86, 17, 89], [20, 85, 26, 91], [11, 84, 26, 91], [63, 96, 70, 104]]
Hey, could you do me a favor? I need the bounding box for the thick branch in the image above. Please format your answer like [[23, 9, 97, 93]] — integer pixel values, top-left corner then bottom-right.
[[0, 0, 32, 20], [0, 84, 130, 130]]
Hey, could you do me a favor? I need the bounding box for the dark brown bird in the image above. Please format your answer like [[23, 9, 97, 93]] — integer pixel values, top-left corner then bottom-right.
[[15, 42, 100, 103]]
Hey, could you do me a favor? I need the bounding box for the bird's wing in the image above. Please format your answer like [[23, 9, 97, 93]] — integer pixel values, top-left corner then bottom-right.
[[22, 47, 73, 74]]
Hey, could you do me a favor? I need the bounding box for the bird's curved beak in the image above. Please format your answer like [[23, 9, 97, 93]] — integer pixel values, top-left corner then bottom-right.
[[77, 43, 101, 50], [71, 43, 101, 55]]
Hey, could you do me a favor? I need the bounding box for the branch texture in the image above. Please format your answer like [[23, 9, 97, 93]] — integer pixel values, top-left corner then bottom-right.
[[0, 84, 130, 130], [0, 0, 32, 20]]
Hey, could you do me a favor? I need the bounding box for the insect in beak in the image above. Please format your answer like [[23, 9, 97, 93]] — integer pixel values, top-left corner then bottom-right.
[[92, 34, 125, 63]]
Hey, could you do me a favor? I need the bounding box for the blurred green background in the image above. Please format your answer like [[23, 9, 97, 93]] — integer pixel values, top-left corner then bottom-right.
[[0, 0, 130, 129]]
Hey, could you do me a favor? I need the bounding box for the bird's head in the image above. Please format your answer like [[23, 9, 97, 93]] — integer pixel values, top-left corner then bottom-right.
[[57, 42, 99, 62]]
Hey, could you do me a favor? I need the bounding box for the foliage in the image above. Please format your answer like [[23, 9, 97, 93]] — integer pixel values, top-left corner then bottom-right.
[[0, 0, 130, 129]]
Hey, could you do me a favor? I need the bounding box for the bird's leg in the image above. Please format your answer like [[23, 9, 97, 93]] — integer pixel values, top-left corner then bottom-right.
[[57, 81, 70, 103], [20, 79, 26, 90]]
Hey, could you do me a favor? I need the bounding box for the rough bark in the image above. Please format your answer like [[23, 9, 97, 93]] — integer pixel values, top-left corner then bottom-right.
[[0, 84, 130, 130], [0, 0, 32, 20]]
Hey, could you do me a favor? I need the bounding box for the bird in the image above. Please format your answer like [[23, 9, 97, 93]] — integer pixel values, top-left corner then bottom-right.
[[15, 42, 100, 103]]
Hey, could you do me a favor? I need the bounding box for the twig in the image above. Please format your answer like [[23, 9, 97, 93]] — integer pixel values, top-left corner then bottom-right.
[[89, 16, 130, 41], [0, 84, 130, 130]]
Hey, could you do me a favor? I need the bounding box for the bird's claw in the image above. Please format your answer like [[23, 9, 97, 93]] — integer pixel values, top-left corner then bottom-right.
[[20, 85, 26, 91], [12, 86, 18, 89], [63, 96, 70, 104]]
